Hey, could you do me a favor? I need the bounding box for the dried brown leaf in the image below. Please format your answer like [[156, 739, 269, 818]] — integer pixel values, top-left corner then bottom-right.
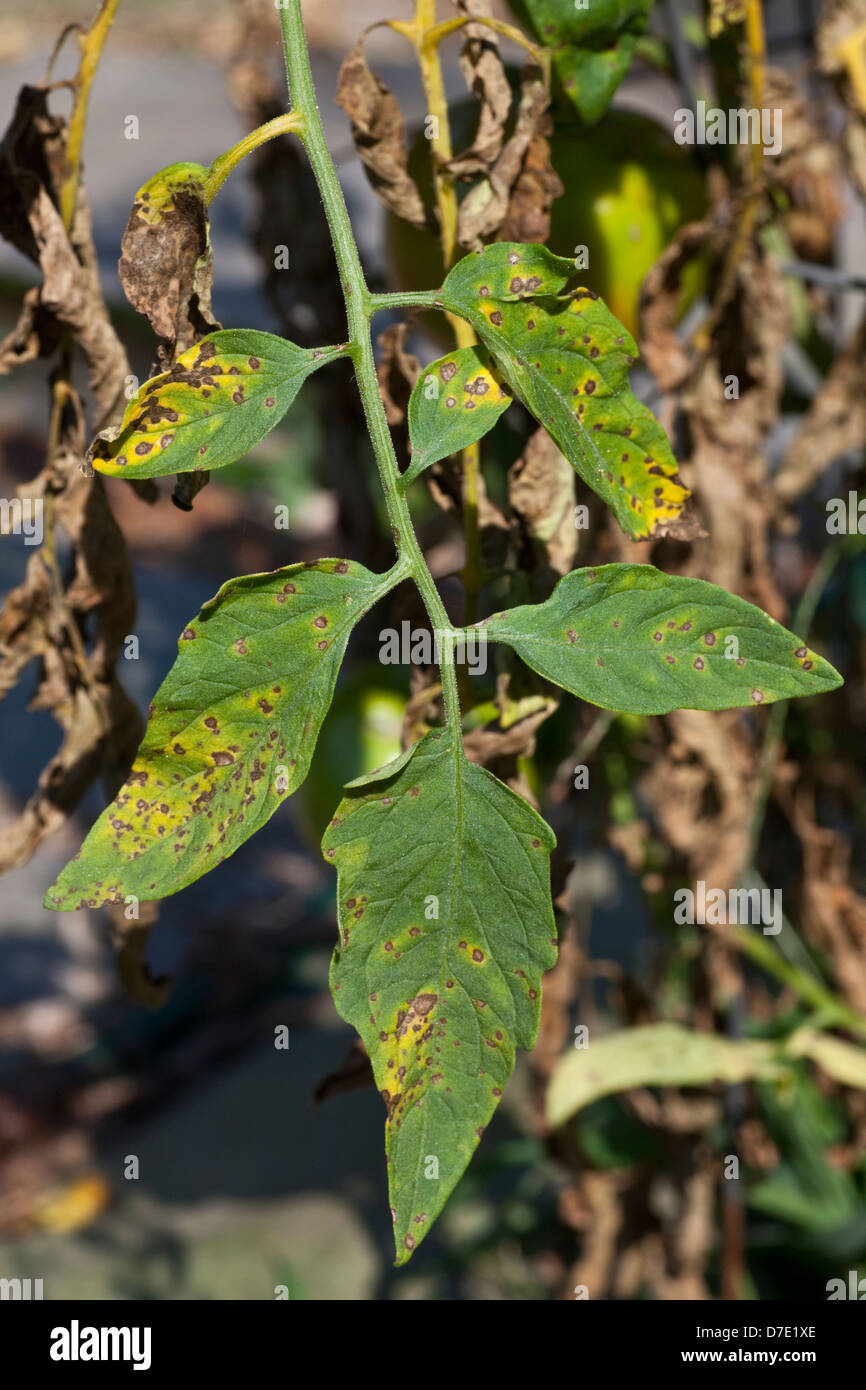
[[447, 0, 512, 178], [775, 313, 866, 509], [508, 425, 577, 580], [455, 60, 550, 249], [336, 41, 429, 230], [376, 322, 420, 427], [499, 118, 563, 245], [118, 165, 219, 358]]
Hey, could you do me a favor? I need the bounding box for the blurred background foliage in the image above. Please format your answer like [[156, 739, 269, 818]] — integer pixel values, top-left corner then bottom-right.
[[1, 0, 865, 1300]]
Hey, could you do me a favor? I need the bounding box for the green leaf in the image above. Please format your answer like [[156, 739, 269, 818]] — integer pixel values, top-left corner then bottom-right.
[[44, 560, 394, 911], [514, 0, 654, 124], [322, 729, 557, 1264], [480, 563, 843, 714], [402, 346, 512, 487], [547, 1023, 785, 1127], [88, 331, 345, 480], [439, 243, 695, 541]]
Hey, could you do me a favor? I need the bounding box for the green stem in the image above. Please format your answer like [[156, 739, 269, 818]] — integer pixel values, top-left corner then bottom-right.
[[278, 0, 463, 748], [205, 112, 306, 205], [731, 926, 866, 1042], [368, 290, 444, 312]]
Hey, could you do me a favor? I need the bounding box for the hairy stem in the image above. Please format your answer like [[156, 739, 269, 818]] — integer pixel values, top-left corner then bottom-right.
[[279, 0, 464, 744]]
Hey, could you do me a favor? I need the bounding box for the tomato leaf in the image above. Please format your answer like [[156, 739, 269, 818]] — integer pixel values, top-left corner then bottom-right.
[[322, 728, 557, 1264], [403, 345, 512, 487], [480, 563, 843, 714], [548, 1024, 785, 1127], [88, 330, 345, 480], [514, 0, 654, 124], [439, 243, 696, 541], [44, 560, 395, 910]]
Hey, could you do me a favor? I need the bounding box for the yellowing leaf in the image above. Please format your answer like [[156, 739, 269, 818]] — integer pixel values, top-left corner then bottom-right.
[[88, 331, 345, 480], [45, 560, 397, 910], [323, 728, 557, 1265], [440, 243, 697, 540], [403, 345, 511, 486]]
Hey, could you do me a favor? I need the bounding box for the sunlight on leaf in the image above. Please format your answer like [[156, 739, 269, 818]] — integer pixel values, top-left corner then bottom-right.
[[440, 243, 697, 540], [88, 331, 344, 480], [45, 560, 395, 910], [481, 563, 843, 714], [322, 727, 557, 1264]]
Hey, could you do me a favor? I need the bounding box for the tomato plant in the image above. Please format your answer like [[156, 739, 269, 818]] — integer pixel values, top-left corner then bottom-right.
[[35, 0, 845, 1267]]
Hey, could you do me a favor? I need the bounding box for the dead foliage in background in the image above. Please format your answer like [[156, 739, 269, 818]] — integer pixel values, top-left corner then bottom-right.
[[334, 0, 866, 1298], [1, 0, 865, 1300], [0, 19, 168, 1010]]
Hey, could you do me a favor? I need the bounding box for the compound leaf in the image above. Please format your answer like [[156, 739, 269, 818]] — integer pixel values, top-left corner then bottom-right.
[[548, 1023, 785, 1127], [88, 330, 344, 480], [514, 0, 654, 124], [322, 728, 557, 1264], [481, 563, 843, 714], [45, 560, 394, 910], [439, 243, 695, 541], [403, 346, 512, 487]]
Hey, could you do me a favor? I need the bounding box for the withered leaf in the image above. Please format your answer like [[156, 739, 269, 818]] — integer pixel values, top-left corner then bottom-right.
[[499, 117, 563, 246], [446, 0, 512, 179], [0, 75, 146, 876], [0, 85, 69, 263], [508, 426, 577, 580], [456, 60, 551, 249], [119, 161, 220, 354], [376, 322, 421, 427], [336, 42, 430, 231]]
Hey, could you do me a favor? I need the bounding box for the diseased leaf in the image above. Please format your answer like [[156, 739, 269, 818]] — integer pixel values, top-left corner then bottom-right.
[[514, 0, 653, 124], [547, 1023, 785, 1127], [403, 345, 511, 486], [322, 728, 557, 1264], [119, 161, 218, 351], [439, 243, 697, 540], [336, 42, 430, 231], [44, 560, 396, 910], [480, 563, 843, 714], [87, 331, 344, 480]]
